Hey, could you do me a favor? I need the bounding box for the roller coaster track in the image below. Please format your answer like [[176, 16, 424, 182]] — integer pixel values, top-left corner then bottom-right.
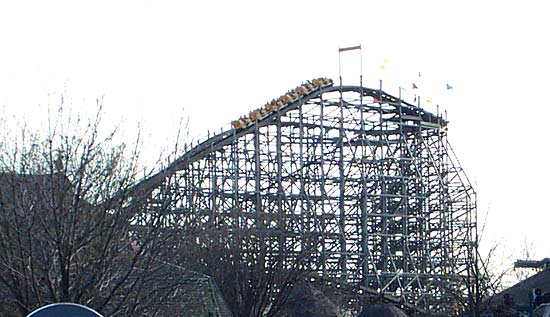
[[133, 80, 441, 194], [129, 78, 476, 315]]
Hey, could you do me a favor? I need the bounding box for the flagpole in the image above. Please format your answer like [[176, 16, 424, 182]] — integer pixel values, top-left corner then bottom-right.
[[338, 49, 342, 88], [360, 46, 363, 88], [399, 87, 402, 104]]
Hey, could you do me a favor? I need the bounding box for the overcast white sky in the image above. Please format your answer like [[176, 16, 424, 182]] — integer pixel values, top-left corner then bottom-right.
[[1, 0, 549, 273]]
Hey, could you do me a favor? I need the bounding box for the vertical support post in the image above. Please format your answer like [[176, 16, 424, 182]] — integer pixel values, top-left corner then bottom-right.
[[319, 92, 327, 275], [298, 96, 308, 258], [232, 128, 240, 228], [339, 82, 347, 278], [254, 121, 262, 224], [276, 100, 285, 266], [378, 79, 388, 278], [398, 87, 409, 280], [359, 57, 368, 290], [209, 147, 217, 226]]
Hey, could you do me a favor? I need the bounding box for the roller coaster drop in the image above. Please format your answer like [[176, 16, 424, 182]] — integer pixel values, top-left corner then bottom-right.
[[138, 78, 476, 314]]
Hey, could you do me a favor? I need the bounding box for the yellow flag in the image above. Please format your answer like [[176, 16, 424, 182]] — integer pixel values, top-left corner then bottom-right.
[[380, 58, 389, 71]]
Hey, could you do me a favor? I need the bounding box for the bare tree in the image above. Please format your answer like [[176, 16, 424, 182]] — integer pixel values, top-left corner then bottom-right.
[[176, 225, 317, 317], [458, 208, 513, 317], [459, 242, 508, 316], [0, 104, 189, 316]]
